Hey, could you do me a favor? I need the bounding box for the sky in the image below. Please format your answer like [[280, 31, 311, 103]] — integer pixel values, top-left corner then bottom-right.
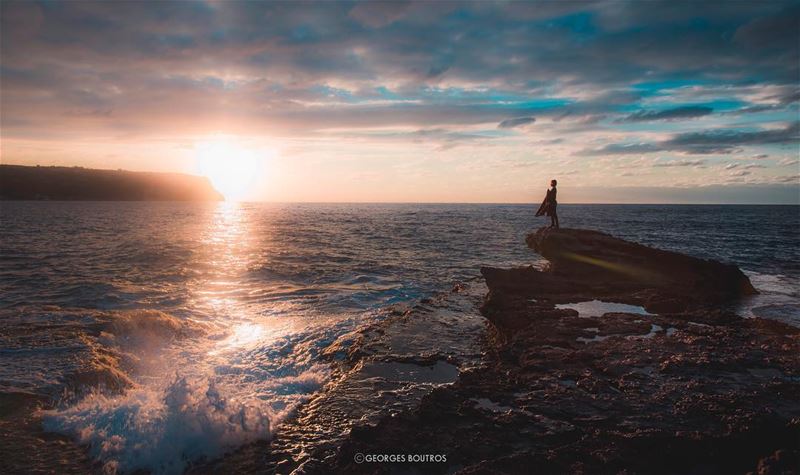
[[1, 0, 799, 203]]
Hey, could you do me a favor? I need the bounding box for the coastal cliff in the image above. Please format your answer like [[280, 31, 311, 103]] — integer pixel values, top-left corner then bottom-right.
[[196, 228, 799, 474], [0, 165, 223, 201]]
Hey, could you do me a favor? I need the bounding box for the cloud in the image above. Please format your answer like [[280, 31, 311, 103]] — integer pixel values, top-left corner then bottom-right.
[[664, 122, 800, 154], [654, 159, 705, 167], [348, 1, 412, 28], [498, 117, 536, 129], [587, 122, 800, 156], [618, 106, 713, 122], [734, 4, 800, 50], [728, 162, 767, 170], [348, 127, 505, 151], [585, 142, 662, 155], [775, 175, 799, 184]]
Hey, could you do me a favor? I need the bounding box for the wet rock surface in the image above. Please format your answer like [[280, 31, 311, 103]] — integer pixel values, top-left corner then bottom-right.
[[485, 227, 757, 316], [201, 228, 799, 474]]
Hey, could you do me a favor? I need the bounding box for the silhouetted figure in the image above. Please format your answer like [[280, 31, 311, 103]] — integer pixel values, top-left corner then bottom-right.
[[535, 179, 559, 228]]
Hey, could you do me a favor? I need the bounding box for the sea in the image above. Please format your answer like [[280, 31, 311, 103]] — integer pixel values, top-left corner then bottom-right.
[[1, 202, 798, 474]]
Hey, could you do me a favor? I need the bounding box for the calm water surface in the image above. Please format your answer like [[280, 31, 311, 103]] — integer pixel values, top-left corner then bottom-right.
[[1, 202, 797, 473]]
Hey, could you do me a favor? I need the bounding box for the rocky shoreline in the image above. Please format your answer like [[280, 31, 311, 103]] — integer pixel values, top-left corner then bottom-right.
[[198, 228, 799, 474]]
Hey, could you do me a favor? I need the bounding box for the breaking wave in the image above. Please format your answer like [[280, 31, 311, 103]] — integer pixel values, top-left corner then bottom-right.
[[36, 308, 333, 474], [43, 375, 275, 475]]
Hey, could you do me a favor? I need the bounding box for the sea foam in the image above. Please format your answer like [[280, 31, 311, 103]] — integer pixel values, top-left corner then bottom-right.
[[43, 374, 274, 475]]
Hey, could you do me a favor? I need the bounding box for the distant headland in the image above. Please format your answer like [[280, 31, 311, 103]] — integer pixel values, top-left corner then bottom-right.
[[0, 165, 223, 201]]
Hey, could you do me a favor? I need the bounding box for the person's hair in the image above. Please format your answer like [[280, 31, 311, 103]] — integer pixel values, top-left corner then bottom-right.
[[551, 179, 557, 186]]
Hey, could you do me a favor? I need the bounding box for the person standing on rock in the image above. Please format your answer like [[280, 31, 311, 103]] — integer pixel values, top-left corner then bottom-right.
[[535, 179, 559, 228]]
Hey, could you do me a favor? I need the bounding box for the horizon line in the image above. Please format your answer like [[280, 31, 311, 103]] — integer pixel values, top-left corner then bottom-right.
[[234, 201, 800, 205], [5, 199, 797, 206]]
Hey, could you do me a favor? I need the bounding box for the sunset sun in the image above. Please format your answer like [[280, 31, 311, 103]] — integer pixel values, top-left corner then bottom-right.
[[194, 138, 261, 201]]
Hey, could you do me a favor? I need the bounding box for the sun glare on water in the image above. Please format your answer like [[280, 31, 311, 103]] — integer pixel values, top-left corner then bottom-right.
[[194, 138, 263, 201]]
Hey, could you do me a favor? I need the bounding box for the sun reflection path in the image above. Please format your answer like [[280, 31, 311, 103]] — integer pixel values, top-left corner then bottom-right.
[[208, 323, 266, 355], [193, 203, 294, 357], [228, 322, 265, 346], [191, 202, 255, 315], [186, 202, 270, 355]]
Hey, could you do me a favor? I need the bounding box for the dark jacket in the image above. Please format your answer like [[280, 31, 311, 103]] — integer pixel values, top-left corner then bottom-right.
[[535, 187, 557, 216]]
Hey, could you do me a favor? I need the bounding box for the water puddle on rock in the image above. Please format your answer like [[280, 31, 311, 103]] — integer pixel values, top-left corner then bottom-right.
[[577, 334, 614, 344], [566, 303, 667, 344], [556, 300, 652, 318], [627, 323, 662, 340]]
